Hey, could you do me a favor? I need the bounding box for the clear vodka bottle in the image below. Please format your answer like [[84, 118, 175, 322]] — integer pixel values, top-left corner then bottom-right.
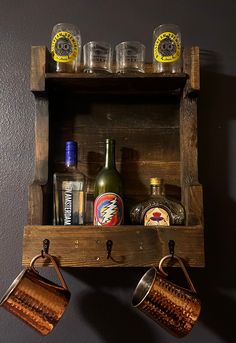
[[53, 141, 86, 225]]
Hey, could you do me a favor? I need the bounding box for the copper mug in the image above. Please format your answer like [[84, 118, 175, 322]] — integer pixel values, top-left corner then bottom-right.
[[132, 254, 201, 338], [0, 253, 70, 336]]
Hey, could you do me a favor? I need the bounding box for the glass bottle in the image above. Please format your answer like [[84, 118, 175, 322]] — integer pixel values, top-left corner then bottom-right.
[[51, 23, 82, 73], [94, 139, 124, 226], [130, 177, 185, 226], [53, 141, 86, 225]]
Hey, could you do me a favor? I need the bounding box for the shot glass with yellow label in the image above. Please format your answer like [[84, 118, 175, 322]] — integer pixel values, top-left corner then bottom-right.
[[153, 24, 182, 73], [51, 23, 82, 72]]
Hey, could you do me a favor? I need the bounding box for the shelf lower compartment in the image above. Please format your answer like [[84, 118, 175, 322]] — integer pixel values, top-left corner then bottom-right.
[[22, 225, 205, 267]]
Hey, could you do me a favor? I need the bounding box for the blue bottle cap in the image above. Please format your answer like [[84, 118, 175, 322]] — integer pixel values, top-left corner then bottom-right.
[[65, 141, 77, 166]]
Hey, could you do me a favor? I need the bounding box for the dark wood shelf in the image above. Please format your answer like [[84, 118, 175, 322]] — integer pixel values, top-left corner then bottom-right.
[[22, 225, 204, 267], [44, 72, 188, 95], [24, 45, 205, 268]]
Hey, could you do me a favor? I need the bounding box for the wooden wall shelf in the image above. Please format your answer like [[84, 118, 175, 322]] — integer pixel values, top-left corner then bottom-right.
[[22, 225, 204, 267], [23, 45, 205, 268], [44, 72, 188, 95]]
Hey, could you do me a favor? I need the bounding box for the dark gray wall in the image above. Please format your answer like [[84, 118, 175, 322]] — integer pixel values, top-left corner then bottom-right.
[[0, 1, 236, 342]]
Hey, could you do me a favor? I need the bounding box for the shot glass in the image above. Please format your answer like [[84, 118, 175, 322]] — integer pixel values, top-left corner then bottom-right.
[[83, 41, 112, 73], [115, 41, 145, 73], [51, 23, 82, 73], [153, 24, 182, 73]]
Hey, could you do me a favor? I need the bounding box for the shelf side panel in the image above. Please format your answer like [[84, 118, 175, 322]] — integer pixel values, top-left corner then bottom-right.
[[31, 46, 47, 91], [28, 97, 49, 225]]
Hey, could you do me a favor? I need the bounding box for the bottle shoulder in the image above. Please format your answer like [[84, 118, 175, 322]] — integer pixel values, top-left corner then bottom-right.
[[95, 167, 121, 178], [53, 168, 86, 181], [94, 167, 123, 197]]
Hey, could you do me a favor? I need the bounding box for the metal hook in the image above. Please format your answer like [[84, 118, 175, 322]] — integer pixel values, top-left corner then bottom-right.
[[41, 239, 50, 258], [106, 240, 113, 259], [168, 240, 175, 258]]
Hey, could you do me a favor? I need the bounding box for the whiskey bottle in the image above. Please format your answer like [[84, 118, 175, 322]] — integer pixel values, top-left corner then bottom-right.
[[53, 141, 86, 225], [130, 177, 185, 226], [94, 139, 124, 226]]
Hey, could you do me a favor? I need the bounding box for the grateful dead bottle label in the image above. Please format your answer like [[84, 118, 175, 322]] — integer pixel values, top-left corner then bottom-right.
[[144, 207, 170, 226], [51, 31, 78, 63], [94, 192, 124, 226], [154, 31, 181, 63]]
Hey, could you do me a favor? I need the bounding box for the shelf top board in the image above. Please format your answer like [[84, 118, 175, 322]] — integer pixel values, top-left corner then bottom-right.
[[43, 72, 188, 95]]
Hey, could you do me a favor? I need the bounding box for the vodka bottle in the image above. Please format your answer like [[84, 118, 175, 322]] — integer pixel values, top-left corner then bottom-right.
[[53, 141, 86, 225]]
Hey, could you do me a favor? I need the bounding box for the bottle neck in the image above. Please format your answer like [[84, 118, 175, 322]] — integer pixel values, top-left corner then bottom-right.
[[65, 162, 77, 172], [150, 184, 164, 196], [65, 141, 77, 170], [105, 140, 116, 169]]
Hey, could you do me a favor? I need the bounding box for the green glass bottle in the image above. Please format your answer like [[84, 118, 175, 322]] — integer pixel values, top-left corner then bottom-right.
[[94, 139, 124, 226]]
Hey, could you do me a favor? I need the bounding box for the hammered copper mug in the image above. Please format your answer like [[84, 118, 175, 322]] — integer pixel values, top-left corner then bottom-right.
[[0, 253, 70, 336], [132, 254, 201, 338]]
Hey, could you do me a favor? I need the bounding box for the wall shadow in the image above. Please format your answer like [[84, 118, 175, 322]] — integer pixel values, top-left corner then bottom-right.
[[76, 290, 157, 343], [194, 49, 236, 343]]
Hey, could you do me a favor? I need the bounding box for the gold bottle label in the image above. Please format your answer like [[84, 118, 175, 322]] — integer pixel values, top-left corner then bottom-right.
[[51, 31, 78, 63], [144, 207, 170, 226], [153, 31, 181, 63]]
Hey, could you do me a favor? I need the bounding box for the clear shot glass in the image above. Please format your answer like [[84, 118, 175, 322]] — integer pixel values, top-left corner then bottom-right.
[[115, 41, 145, 73], [153, 24, 182, 73], [51, 23, 82, 73], [83, 41, 112, 73]]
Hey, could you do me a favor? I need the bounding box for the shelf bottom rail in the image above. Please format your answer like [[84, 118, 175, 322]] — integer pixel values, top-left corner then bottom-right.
[[22, 225, 205, 267]]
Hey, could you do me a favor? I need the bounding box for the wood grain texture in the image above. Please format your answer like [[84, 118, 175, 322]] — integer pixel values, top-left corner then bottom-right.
[[183, 47, 200, 93], [22, 225, 205, 267], [45, 72, 187, 95], [180, 48, 202, 225], [26, 46, 205, 267], [28, 95, 49, 224], [31, 46, 47, 91]]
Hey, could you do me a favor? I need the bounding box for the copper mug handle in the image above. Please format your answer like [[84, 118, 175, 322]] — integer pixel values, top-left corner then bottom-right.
[[30, 252, 69, 291], [158, 254, 197, 293]]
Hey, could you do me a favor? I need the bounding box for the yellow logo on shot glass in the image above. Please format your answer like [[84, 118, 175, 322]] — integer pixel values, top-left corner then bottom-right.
[[50, 23, 82, 72], [153, 31, 181, 63], [153, 24, 182, 73], [51, 31, 78, 63]]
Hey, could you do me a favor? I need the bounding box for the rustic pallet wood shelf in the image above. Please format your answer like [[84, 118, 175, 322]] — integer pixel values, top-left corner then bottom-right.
[[23, 225, 204, 267], [44, 72, 188, 95], [23, 45, 204, 268]]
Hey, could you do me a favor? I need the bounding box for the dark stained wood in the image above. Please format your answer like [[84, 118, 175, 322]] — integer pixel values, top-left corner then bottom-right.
[[25, 45, 204, 267], [45, 72, 187, 95], [180, 47, 202, 225], [22, 225, 205, 267], [31, 46, 47, 91], [183, 47, 200, 93], [28, 97, 49, 225], [28, 183, 44, 225]]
